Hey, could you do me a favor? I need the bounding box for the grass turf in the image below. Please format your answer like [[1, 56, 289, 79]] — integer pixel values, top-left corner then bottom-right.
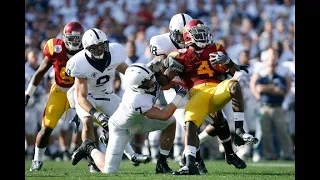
[[25, 159, 295, 180]]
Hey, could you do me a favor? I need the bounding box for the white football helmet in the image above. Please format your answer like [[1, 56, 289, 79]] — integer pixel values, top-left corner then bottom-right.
[[82, 28, 109, 60], [169, 13, 193, 48], [124, 63, 157, 94]]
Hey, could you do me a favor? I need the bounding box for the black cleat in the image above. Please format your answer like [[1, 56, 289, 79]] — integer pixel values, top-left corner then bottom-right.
[[131, 153, 151, 167], [156, 160, 173, 174], [235, 128, 259, 146], [71, 139, 95, 165], [29, 160, 43, 171], [172, 165, 200, 175], [196, 159, 208, 174], [225, 153, 247, 169]]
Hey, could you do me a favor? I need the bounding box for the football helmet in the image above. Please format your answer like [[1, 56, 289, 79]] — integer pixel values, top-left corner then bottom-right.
[[183, 19, 211, 48], [82, 28, 109, 60], [63, 22, 85, 51], [124, 63, 157, 94], [169, 13, 193, 48]]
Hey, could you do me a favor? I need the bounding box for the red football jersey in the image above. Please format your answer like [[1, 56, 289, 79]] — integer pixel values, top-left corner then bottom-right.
[[168, 43, 229, 90], [43, 38, 74, 88]]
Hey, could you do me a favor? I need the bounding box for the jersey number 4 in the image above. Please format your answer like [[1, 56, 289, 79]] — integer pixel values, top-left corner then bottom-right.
[[197, 61, 214, 77]]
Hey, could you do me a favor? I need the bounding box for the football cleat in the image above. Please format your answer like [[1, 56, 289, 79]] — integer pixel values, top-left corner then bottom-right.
[[235, 128, 259, 146], [131, 153, 151, 167], [155, 160, 173, 174], [172, 165, 200, 175], [29, 160, 43, 171], [225, 153, 247, 169], [71, 139, 95, 165], [195, 159, 208, 174]]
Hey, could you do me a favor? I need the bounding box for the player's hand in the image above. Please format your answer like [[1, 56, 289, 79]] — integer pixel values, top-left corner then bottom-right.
[[25, 95, 30, 107], [238, 64, 249, 74], [99, 129, 109, 147], [69, 114, 80, 133], [147, 57, 163, 73], [173, 85, 188, 97], [163, 56, 184, 73], [209, 51, 231, 65], [94, 112, 109, 129]]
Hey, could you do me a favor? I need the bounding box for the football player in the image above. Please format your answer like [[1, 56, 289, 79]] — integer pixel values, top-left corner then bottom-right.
[[25, 22, 86, 172], [151, 19, 259, 175], [66, 28, 151, 171], [148, 13, 248, 174], [70, 63, 187, 174]]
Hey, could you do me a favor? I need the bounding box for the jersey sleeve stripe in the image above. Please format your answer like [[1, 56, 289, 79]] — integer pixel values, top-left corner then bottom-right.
[[47, 39, 54, 56]]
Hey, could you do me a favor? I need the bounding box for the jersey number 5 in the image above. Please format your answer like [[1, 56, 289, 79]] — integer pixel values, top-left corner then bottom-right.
[[197, 61, 213, 77], [60, 67, 74, 84]]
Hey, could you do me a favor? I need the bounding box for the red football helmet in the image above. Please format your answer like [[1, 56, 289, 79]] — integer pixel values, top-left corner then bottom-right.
[[63, 22, 85, 51], [183, 19, 211, 48]]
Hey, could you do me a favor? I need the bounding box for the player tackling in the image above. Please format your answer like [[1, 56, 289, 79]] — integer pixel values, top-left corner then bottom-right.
[[70, 62, 186, 174], [66, 28, 151, 171]]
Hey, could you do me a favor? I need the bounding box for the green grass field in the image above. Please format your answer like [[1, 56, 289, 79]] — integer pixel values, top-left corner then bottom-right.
[[25, 159, 295, 180]]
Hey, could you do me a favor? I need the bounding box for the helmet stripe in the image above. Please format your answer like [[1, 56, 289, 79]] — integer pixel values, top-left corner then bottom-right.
[[91, 28, 100, 39], [181, 13, 186, 26], [130, 65, 150, 74]]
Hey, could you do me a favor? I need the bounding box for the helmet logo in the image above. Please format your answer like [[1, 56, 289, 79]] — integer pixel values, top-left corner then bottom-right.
[[54, 45, 62, 53], [91, 72, 98, 78]]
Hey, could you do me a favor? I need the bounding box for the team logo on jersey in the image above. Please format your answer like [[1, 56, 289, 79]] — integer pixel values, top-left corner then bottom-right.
[[91, 72, 98, 78], [177, 49, 187, 53], [54, 45, 62, 53]]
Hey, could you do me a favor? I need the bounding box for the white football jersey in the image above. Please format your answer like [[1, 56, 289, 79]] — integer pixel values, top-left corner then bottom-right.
[[149, 33, 180, 56], [110, 87, 161, 129], [66, 43, 127, 94]]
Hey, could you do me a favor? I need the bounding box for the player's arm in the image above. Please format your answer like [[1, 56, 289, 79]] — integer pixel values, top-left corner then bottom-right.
[[75, 77, 109, 127], [116, 62, 128, 74], [25, 56, 52, 105], [143, 85, 187, 120]]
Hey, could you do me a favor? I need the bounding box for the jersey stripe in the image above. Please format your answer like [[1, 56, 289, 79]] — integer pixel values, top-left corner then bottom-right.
[[47, 39, 54, 55]]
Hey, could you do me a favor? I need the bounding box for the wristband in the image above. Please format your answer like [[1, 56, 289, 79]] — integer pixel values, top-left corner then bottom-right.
[[171, 94, 183, 108], [89, 107, 99, 116], [25, 84, 37, 96]]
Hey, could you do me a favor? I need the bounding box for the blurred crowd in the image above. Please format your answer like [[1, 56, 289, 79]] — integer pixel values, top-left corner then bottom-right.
[[25, 0, 295, 162]]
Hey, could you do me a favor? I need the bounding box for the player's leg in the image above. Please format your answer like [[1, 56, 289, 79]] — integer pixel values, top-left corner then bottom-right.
[[163, 89, 185, 161], [25, 108, 38, 160], [206, 111, 246, 169], [147, 130, 161, 162], [174, 88, 211, 175], [97, 93, 150, 166], [73, 95, 100, 172], [138, 116, 176, 174], [212, 79, 259, 146], [30, 85, 68, 171], [58, 109, 75, 161]]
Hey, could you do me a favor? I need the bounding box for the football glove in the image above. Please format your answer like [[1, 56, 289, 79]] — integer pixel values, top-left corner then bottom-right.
[[69, 114, 80, 133], [209, 51, 231, 65], [99, 129, 109, 147], [147, 57, 163, 73], [94, 112, 109, 129], [173, 85, 188, 97], [25, 95, 30, 107], [163, 56, 184, 73]]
